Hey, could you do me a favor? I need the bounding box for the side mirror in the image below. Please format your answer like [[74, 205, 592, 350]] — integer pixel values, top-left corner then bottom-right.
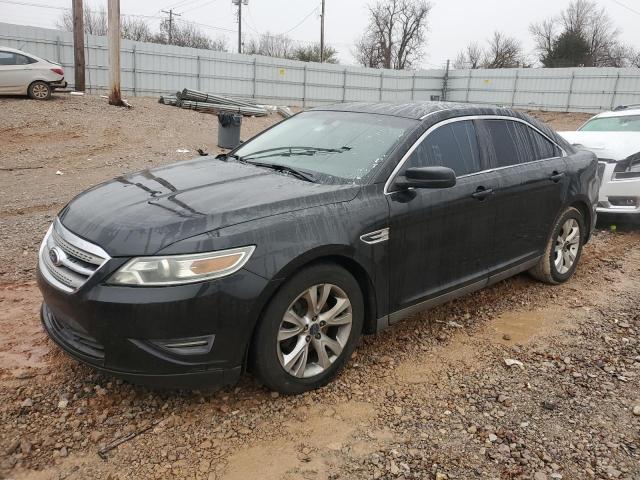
[[394, 166, 457, 190]]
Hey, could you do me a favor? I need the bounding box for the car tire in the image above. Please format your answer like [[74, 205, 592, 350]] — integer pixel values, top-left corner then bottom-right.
[[28, 81, 51, 100], [529, 206, 585, 284], [250, 262, 364, 394]]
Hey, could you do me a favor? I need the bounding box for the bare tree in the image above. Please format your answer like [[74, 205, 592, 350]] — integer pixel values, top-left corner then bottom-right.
[[483, 31, 523, 68], [530, 0, 628, 67], [292, 44, 339, 64], [244, 33, 296, 59], [154, 19, 226, 51], [121, 17, 153, 42], [58, 8, 225, 50], [58, 6, 107, 36], [355, 0, 432, 70], [454, 41, 483, 69], [454, 33, 524, 69]]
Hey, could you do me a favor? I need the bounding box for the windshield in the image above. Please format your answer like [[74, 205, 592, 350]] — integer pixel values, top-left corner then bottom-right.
[[579, 115, 640, 132], [233, 111, 417, 184]]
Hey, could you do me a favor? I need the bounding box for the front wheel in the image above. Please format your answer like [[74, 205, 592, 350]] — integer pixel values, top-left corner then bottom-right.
[[250, 263, 363, 394], [529, 206, 585, 284]]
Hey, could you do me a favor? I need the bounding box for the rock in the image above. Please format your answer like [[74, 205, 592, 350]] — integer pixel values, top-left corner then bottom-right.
[[632, 405, 640, 416], [89, 431, 104, 443], [502, 334, 512, 341], [618, 321, 630, 328], [389, 460, 400, 475], [20, 439, 32, 454], [504, 358, 524, 369], [606, 466, 621, 478], [200, 440, 212, 449], [467, 425, 477, 434], [199, 459, 211, 473], [5, 439, 19, 455], [59, 446, 68, 457], [21, 398, 33, 408], [498, 444, 511, 455], [270, 392, 280, 399], [488, 433, 498, 442], [435, 473, 448, 480], [58, 398, 69, 409], [533, 472, 547, 480]]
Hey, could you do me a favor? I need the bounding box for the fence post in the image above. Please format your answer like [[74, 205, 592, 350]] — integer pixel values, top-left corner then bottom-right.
[[195, 55, 201, 91], [342, 67, 347, 102], [566, 71, 575, 112], [56, 36, 61, 64], [465, 69, 472, 102], [511, 69, 519, 107], [610, 72, 621, 110], [302, 64, 307, 107], [411, 71, 416, 100], [252, 57, 257, 99], [379, 71, 384, 101], [132, 45, 137, 96]]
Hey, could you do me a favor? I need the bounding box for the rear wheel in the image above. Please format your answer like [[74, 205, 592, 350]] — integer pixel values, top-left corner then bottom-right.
[[529, 206, 585, 284], [251, 263, 363, 394], [28, 81, 51, 100]]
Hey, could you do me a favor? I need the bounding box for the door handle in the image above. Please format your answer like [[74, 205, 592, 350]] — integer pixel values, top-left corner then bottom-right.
[[549, 171, 565, 183], [471, 187, 494, 200]]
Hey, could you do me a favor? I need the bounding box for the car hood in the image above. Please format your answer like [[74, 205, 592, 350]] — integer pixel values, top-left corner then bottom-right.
[[558, 131, 640, 160], [59, 157, 359, 256]]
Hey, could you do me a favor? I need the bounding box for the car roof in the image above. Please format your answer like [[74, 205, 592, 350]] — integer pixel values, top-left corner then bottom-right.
[[590, 107, 640, 119], [0, 46, 29, 55], [310, 100, 504, 120]]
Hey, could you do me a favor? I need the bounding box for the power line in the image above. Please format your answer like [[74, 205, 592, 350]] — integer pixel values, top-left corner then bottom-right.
[[609, 0, 640, 16]]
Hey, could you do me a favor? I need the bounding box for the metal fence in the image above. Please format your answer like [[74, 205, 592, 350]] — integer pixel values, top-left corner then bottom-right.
[[2, 22, 640, 112]]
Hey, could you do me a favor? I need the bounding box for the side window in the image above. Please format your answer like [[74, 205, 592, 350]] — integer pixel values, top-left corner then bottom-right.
[[525, 126, 561, 160], [480, 119, 561, 168], [0, 52, 17, 66], [405, 120, 481, 176], [16, 54, 36, 65], [480, 119, 526, 168]]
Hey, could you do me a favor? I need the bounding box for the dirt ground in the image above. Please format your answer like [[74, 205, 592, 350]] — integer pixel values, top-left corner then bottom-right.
[[1, 95, 639, 480]]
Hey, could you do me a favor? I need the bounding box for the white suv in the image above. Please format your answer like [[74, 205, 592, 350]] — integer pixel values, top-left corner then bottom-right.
[[0, 46, 67, 100], [560, 106, 640, 217]]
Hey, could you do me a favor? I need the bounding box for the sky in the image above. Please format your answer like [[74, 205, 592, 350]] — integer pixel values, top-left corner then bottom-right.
[[2, 0, 640, 68]]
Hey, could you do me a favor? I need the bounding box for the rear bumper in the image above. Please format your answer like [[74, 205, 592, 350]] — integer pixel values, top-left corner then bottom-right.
[[50, 79, 67, 89]]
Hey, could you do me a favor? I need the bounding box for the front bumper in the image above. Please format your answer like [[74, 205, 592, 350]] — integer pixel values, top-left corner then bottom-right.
[[597, 162, 640, 215], [37, 264, 270, 389]]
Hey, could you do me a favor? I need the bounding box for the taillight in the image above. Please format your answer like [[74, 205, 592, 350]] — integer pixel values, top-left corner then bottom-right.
[[51, 68, 64, 76]]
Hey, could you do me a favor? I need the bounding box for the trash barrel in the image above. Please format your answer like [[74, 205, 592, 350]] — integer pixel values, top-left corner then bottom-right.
[[217, 112, 242, 149]]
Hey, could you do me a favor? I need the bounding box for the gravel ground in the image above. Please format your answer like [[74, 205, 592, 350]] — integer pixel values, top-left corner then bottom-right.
[[2, 95, 638, 480]]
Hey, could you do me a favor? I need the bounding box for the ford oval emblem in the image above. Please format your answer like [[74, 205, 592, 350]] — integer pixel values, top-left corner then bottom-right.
[[49, 247, 62, 266]]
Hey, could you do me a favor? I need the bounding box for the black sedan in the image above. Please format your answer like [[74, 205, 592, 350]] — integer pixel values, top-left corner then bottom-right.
[[37, 101, 599, 394]]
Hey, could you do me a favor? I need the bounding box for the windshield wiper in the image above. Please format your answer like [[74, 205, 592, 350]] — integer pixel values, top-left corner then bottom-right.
[[242, 145, 350, 162], [248, 161, 316, 183]]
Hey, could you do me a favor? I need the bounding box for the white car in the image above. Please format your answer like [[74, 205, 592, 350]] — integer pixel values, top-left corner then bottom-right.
[[560, 106, 640, 217], [0, 46, 67, 100]]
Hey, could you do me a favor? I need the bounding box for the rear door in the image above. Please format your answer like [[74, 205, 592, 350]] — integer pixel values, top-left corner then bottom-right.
[[386, 119, 500, 320], [475, 118, 568, 275], [0, 51, 35, 94]]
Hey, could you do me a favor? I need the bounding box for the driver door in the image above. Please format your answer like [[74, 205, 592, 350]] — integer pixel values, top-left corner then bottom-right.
[[386, 119, 499, 322]]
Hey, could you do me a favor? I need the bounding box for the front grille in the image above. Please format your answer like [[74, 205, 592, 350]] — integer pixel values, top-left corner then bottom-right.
[[39, 219, 110, 293]]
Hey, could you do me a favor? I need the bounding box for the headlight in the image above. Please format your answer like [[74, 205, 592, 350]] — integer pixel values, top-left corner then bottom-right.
[[108, 246, 255, 286]]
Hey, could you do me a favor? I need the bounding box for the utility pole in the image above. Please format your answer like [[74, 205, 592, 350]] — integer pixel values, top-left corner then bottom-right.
[[320, 0, 325, 62], [160, 9, 180, 45], [72, 0, 85, 91], [441, 59, 450, 101], [107, 0, 122, 105], [233, 0, 247, 54]]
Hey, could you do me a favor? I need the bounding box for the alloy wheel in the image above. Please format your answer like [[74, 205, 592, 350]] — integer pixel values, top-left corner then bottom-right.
[[277, 283, 353, 378], [32, 83, 49, 99], [554, 218, 580, 274]]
